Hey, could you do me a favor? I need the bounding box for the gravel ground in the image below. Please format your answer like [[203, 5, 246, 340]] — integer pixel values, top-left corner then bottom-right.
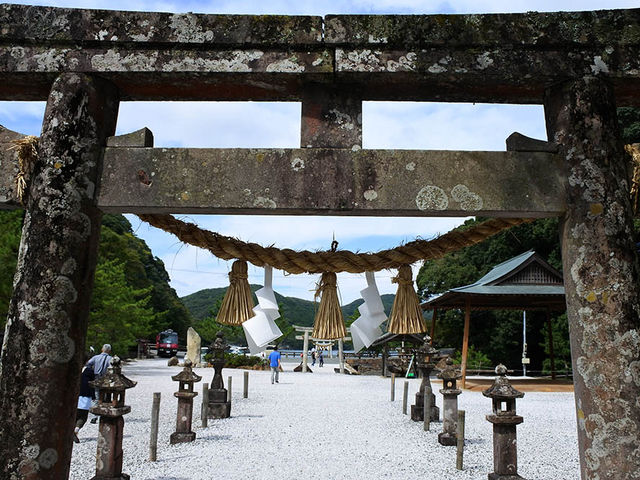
[[70, 358, 579, 480]]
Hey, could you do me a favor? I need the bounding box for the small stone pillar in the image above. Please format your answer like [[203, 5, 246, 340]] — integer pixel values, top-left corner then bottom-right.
[[89, 356, 137, 480], [438, 357, 462, 446], [207, 332, 231, 419], [411, 335, 440, 423], [170, 359, 202, 444], [483, 364, 526, 480]]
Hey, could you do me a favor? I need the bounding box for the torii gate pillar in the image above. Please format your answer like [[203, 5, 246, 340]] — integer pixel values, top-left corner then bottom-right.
[[544, 76, 640, 479], [0, 73, 119, 479]]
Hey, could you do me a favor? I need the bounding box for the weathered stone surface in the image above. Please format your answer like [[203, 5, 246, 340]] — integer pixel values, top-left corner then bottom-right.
[[186, 327, 201, 365], [97, 147, 565, 216], [505, 132, 557, 153], [324, 11, 640, 47], [1, 6, 640, 103], [545, 76, 640, 480], [0, 73, 119, 480], [106, 127, 153, 148], [301, 85, 362, 149], [0, 5, 323, 45], [0, 125, 24, 208]]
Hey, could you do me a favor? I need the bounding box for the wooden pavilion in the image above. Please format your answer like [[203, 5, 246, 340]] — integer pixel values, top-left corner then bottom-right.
[[421, 251, 566, 387]]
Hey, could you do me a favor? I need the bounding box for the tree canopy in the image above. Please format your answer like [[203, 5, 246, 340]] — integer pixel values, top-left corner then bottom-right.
[[0, 212, 193, 357]]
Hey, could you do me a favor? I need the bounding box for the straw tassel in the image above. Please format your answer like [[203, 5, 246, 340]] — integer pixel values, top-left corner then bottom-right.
[[9, 135, 38, 205], [216, 260, 255, 325], [387, 265, 427, 334], [312, 272, 347, 340]]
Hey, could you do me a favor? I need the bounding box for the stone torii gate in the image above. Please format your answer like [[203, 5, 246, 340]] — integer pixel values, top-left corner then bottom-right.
[[0, 4, 639, 479]]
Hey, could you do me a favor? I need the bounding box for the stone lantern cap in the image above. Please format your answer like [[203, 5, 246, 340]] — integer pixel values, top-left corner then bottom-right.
[[438, 357, 462, 381], [482, 364, 524, 400], [209, 331, 228, 358], [89, 356, 137, 392], [172, 359, 203, 383], [418, 334, 438, 355], [89, 356, 136, 417]]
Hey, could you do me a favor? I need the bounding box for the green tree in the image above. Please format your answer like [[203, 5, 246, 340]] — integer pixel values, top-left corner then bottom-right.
[[87, 259, 156, 356], [618, 107, 640, 144], [0, 210, 23, 327]]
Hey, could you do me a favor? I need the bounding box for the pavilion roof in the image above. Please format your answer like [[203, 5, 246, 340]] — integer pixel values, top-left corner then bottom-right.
[[421, 251, 566, 311]]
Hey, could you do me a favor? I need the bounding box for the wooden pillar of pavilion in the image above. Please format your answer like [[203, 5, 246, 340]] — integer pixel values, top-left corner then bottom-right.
[[460, 300, 471, 389], [544, 75, 640, 479], [429, 309, 438, 345], [0, 73, 119, 479], [545, 309, 556, 380]]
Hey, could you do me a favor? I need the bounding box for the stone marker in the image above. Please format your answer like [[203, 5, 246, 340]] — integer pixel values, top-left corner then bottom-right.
[[186, 327, 202, 365]]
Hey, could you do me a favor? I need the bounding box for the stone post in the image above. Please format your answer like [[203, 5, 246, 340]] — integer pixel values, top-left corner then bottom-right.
[[302, 330, 309, 373], [411, 335, 440, 423], [89, 356, 137, 480], [207, 332, 231, 418], [0, 73, 118, 479], [438, 357, 462, 446], [483, 364, 525, 480], [170, 359, 201, 444], [544, 76, 640, 479]]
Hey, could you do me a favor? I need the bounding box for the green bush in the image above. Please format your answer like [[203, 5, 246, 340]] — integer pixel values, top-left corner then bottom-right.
[[452, 345, 493, 371], [203, 352, 266, 368]]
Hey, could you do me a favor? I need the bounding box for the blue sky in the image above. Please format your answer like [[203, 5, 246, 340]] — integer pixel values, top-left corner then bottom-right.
[[0, 0, 635, 303]]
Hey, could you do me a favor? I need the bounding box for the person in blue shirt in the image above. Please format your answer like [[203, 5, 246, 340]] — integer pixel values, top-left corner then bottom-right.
[[268, 346, 282, 384]]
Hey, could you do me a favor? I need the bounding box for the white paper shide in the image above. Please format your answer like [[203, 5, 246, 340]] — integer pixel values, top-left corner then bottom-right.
[[242, 265, 283, 354], [351, 271, 387, 352]]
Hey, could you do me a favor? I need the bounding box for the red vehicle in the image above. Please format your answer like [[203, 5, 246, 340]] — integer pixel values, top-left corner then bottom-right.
[[156, 329, 178, 357]]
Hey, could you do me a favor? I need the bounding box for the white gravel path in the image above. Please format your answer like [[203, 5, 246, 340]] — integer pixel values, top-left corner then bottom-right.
[[69, 358, 579, 480]]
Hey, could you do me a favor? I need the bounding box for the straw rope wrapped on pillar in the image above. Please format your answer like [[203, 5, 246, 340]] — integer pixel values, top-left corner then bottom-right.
[[387, 265, 427, 334], [216, 260, 254, 325], [312, 272, 347, 340]]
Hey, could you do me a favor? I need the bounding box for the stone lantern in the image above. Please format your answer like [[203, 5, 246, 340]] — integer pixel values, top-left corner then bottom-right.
[[483, 364, 526, 480], [437, 356, 462, 446], [207, 331, 231, 418], [410, 334, 440, 423], [170, 359, 202, 444], [89, 356, 137, 480]]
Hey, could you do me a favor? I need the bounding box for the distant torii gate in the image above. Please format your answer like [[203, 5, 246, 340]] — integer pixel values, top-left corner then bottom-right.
[[293, 325, 351, 373], [0, 5, 639, 479]]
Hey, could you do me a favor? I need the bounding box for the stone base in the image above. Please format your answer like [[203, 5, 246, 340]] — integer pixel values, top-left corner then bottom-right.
[[410, 402, 439, 422], [438, 432, 457, 446], [208, 388, 227, 402], [488, 474, 525, 480], [170, 431, 196, 444], [90, 475, 130, 480], [207, 401, 231, 419]]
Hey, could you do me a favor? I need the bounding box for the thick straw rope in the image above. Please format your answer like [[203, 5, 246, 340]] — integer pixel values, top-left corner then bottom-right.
[[137, 214, 534, 274]]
